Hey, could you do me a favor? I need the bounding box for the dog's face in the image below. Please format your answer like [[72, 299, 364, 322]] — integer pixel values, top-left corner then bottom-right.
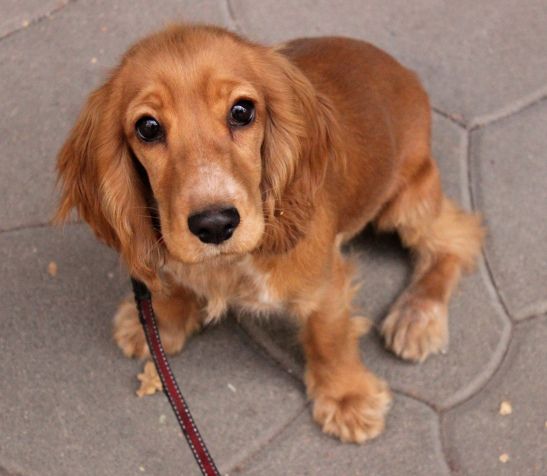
[[122, 40, 267, 264], [56, 26, 336, 282]]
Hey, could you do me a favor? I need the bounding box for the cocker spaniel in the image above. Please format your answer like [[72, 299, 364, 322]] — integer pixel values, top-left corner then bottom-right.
[[56, 25, 483, 443]]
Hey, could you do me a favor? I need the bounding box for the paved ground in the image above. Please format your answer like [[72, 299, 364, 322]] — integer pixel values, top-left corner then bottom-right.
[[1, 1, 546, 475]]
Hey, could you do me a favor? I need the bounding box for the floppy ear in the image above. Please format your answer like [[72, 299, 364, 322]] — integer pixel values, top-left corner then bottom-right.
[[55, 81, 162, 283], [258, 50, 341, 254]]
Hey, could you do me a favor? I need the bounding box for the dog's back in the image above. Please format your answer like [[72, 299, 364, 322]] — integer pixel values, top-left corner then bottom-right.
[[280, 37, 432, 238]]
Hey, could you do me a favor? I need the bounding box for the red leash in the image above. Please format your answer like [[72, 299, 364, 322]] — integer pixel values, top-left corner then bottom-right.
[[131, 278, 221, 476]]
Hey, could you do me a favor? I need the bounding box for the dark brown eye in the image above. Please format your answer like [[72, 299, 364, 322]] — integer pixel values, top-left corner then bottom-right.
[[135, 116, 164, 142], [229, 100, 255, 127]]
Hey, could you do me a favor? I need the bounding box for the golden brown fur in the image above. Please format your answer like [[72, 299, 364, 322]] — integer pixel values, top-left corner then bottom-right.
[[56, 25, 483, 443]]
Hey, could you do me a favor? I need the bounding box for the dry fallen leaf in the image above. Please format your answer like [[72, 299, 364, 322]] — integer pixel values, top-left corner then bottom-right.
[[136, 361, 162, 397], [499, 453, 510, 463], [499, 400, 512, 416], [47, 261, 58, 277]]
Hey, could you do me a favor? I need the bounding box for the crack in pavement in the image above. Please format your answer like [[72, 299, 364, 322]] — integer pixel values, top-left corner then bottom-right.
[[0, 0, 77, 43]]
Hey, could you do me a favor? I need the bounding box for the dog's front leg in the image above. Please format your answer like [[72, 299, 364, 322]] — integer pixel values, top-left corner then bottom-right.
[[113, 284, 203, 359], [298, 258, 391, 443]]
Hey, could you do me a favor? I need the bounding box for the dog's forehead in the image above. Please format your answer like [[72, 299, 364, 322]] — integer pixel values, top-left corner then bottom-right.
[[122, 35, 258, 101]]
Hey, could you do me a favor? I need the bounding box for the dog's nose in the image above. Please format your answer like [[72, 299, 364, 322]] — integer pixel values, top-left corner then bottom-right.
[[187, 207, 240, 245]]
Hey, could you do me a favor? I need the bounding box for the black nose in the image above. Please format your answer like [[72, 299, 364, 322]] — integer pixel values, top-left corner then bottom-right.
[[187, 207, 240, 245]]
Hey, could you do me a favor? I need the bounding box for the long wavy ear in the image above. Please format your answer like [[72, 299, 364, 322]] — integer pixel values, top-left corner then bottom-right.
[[55, 80, 162, 283], [258, 49, 341, 254]]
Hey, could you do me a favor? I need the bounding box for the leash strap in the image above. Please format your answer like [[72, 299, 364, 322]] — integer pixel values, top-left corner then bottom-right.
[[131, 278, 221, 476]]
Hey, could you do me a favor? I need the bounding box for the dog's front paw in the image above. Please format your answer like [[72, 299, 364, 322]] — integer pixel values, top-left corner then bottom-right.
[[382, 295, 448, 362], [113, 299, 150, 358], [310, 370, 391, 444]]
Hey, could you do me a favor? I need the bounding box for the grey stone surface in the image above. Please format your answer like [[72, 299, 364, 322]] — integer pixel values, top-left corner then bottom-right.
[[359, 269, 510, 409], [0, 0, 67, 39], [2, 1, 546, 474], [432, 113, 468, 206], [443, 317, 547, 476], [0, 225, 305, 476], [233, 395, 450, 476], [471, 99, 547, 320], [230, 0, 547, 124], [0, 0, 231, 231]]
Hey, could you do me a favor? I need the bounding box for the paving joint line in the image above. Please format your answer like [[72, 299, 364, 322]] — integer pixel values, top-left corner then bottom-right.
[[223, 404, 310, 474], [438, 411, 458, 475], [431, 410, 453, 476], [0, 0, 77, 43], [465, 130, 512, 320], [235, 319, 304, 387], [0, 220, 81, 235], [238, 317, 458, 414], [464, 126, 514, 381], [431, 106, 467, 129], [235, 315, 458, 471], [0, 222, 53, 234], [235, 319, 452, 447], [439, 255, 513, 412], [513, 312, 547, 325], [513, 300, 547, 321], [432, 128, 516, 426], [434, 92, 547, 134], [469, 89, 547, 130], [431, 127, 519, 472], [436, 322, 513, 474], [224, 388, 450, 474], [376, 388, 452, 474]]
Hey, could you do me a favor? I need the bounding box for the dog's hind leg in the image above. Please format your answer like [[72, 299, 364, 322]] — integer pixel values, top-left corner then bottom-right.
[[375, 157, 484, 362]]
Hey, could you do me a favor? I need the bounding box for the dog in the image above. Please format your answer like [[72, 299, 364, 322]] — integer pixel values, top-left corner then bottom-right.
[[55, 24, 483, 443]]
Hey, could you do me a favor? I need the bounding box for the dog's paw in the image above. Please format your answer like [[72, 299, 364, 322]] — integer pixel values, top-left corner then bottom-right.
[[311, 370, 391, 444], [113, 299, 150, 358], [381, 295, 448, 362], [113, 298, 195, 359]]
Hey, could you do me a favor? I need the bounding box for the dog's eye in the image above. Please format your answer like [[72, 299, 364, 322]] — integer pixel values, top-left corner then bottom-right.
[[135, 116, 164, 142], [229, 100, 255, 127]]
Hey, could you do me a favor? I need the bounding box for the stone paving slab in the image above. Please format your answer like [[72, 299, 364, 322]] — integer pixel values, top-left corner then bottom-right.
[[0, 0, 231, 231], [0, 225, 305, 476], [443, 317, 547, 475], [2, 0, 546, 474], [233, 395, 450, 476], [0, 0, 68, 39], [431, 114, 468, 206], [471, 99, 547, 320], [230, 0, 547, 124]]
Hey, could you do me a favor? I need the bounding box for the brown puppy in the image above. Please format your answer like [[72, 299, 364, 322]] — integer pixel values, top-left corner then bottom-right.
[[56, 25, 483, 443]]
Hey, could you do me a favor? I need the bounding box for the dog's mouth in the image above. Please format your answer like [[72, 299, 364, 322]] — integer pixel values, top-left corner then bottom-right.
[[164, 243, 242, 267]]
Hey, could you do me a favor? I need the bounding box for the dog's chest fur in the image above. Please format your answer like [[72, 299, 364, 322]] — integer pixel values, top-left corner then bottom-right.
[[162, 256, 282, 322]]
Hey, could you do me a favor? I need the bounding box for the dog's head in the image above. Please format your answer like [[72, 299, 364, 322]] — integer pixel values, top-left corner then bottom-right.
[[56, 25, 338, 282]]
